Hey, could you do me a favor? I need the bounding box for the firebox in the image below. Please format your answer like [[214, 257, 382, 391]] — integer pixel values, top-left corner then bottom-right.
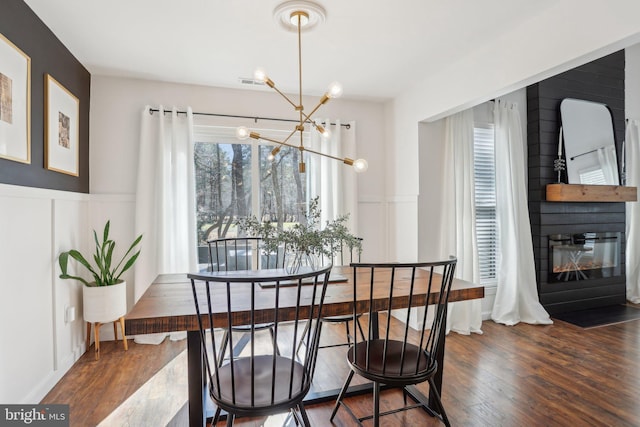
[[548, 232, 621, 282]]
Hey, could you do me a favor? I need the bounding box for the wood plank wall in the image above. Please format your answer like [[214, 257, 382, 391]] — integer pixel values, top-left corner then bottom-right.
[[527, 50, 626, 314]]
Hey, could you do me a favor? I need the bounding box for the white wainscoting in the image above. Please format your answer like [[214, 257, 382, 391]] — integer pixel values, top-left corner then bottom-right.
[[0, 184, 89, 404], [387, 195, 419, 261], [0, 184, 398, 403], [357, 196, 388, 261]]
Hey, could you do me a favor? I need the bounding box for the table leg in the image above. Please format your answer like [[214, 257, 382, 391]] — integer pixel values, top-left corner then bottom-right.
[[187, 330, 207, 427]]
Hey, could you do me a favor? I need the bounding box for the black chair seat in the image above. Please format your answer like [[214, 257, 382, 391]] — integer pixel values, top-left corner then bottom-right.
[[330, 259, 457, 427], [213, 355, 308, 416], [189, 265, 332, 426], [347, 340, 435, 386], [230, 323, 274, 332], [322, 313, 360, 323]]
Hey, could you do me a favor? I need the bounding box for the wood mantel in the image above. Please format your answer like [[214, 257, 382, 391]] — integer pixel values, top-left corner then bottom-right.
[[546, 184, 638, 202]]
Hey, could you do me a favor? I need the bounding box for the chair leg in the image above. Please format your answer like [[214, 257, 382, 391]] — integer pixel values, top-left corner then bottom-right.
[[287, 409, 299, 426], [373, 381, 380, 427], [356, 317, 366, 341], [297, 403, 312, 427], [211, 406, 222, 426], [218, 330, 229, 367], [296, 321, 311, 354], [226, 413, 235, 427], [345, 321, 352, 345], [268, 326, 280, 356], [330, 370, 355, 421], [297, 404, 311, 427], [427, 377, 451, 427]]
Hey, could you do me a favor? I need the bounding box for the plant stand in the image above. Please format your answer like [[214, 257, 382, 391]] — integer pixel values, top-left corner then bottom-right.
[[83, 280, 128, 360], [86, 317, 128, 360]]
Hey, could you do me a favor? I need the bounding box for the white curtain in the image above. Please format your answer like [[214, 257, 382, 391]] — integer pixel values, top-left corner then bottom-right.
[[625, 119, 640, 303], [440, 109, 483, 335], [597, 145, 619, 185], [134, 106, 197, 302], [492, 101, 552, 325], [308, 119, 358, 234]]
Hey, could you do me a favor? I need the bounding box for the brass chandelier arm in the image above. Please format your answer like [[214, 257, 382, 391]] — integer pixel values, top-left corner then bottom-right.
[[301, 95, 330, 123], [253, 128, 299, 146], [252, 134, 290, 146], [269, 83, 299, 111], [263, 83, 330, 135], [299, 102, 330, 134], [303, 146, 354, 165], [256, 135, 353, 165]]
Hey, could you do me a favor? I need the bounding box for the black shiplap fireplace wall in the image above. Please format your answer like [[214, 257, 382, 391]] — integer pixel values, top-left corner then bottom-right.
[[527, 51, 627, 314]]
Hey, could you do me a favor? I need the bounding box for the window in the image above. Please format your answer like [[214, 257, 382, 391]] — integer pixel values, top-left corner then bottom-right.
[[194, 141, 252, 243], [193, 127, 311, 264], [473, 125, 497, 285]]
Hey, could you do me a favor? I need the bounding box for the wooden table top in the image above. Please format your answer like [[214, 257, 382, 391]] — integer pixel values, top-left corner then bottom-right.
[[125, 266, 484, 336]]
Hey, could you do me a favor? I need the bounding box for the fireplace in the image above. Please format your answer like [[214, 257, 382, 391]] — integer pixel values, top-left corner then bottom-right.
[[548, 232, 621, 283]]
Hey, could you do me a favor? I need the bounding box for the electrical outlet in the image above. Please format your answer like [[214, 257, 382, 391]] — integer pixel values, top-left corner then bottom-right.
[[65, 306, 76, 323]]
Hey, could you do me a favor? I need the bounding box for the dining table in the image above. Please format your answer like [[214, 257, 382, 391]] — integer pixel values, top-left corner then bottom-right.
[[125, 265, 484, 427]]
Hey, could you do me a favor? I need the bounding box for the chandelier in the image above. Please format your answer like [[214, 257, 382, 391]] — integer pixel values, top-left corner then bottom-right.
[[235, 1, 368, 174]]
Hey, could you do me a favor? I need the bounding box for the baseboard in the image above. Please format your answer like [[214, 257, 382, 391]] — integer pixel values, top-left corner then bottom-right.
[[23, 345, 84, 404]]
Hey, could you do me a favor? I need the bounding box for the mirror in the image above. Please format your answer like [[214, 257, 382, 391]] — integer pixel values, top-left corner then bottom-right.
[[560, 98, 619, 185]]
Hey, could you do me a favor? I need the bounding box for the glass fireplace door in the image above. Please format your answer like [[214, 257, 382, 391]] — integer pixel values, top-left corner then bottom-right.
[[548, 232, 621, 282]]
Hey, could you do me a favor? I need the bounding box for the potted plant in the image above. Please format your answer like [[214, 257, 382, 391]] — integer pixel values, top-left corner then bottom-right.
[[237, 197, 361, 273], [59, 220, 142, 324]]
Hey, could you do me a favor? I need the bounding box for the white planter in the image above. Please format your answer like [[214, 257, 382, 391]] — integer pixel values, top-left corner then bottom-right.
[[83, 280, 127, 323]]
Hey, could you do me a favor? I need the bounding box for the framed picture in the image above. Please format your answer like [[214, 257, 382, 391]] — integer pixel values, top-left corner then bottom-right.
[[0, 32, 31, 164], [45, 74, 79, 176]]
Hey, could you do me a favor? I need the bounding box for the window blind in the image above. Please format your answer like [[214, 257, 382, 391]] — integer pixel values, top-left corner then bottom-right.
[[474, 125, 497, 285]]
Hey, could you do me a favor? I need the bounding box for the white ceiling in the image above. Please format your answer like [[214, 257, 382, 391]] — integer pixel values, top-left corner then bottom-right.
[[21, 0, 640, 105]]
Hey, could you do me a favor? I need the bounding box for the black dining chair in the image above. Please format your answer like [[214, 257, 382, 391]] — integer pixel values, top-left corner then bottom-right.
[[330, 258, 457, 427], [207, 237, 285, 365], [188, 265, 332, 426], [296, 237, 365, 354]]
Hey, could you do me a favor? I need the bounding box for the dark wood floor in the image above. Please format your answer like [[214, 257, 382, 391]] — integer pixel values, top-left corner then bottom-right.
[[42, 316, 640, 426]]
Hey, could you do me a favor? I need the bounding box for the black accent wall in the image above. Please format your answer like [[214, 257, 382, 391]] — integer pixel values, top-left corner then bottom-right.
[[0, 0, 90, 193], [527, 51, 626, 314]]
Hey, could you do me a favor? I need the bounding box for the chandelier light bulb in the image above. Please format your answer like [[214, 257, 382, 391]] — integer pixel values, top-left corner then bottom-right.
[[353, 158, 368, 173], [254, 67, 268, 83], [269, 145, 281, 162], [327, 82, 343, 99], [322, 128, 331, 139], [236, 126, 250, 140]]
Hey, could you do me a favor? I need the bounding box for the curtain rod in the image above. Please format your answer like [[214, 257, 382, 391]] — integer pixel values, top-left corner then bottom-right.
[[148, 108, 351, 129]]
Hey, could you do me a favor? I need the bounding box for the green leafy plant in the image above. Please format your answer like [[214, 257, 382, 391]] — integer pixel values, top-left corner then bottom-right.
[[59, 220, 143, 287], [236, 197, 361, 261]]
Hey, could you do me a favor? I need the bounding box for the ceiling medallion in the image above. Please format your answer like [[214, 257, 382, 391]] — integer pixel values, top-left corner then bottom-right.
[[273, 0, 327, 32]]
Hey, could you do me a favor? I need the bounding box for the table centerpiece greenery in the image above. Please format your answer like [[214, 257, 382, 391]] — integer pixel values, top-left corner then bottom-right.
[[236, 197, 361, 272]]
